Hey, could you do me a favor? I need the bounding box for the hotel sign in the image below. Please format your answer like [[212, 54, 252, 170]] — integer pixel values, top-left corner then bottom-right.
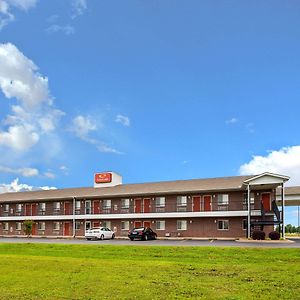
[[94, 173, 112, 184]]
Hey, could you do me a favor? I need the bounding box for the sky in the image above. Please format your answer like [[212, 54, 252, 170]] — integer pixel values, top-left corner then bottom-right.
[[0, 0, 300, 225]]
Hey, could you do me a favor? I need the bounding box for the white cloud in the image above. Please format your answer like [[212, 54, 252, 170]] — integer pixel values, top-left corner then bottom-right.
[[0, 43, 64, 152], [115, 114, 130, 127], [71, 115, 97, 139], [0, 178, 56, 193], [0, 43, 49, 108], [239, 145, 300, 185], [97, 144, 123, 154], [46, 24, 74, 35], [59, 165, 68, 175], [71, 115, 122, 154], [0, 165, 39, 177], [226, 117, 238, 125], [44, 171, 55, 179], [0, 0, 37, 30], [72, 0, 87, 19]]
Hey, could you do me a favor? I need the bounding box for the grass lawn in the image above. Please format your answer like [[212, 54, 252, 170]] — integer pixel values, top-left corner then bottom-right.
[[0, 243, 299, 299]]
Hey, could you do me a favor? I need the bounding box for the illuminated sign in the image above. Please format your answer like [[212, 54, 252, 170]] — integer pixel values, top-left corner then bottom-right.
[[94, 173, 112, 184]]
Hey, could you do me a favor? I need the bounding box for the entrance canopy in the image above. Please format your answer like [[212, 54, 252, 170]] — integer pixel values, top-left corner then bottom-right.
[[243, 172, 290, 190]]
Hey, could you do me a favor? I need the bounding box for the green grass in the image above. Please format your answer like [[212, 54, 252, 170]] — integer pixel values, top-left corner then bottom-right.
[[0, 243, 299, 299]]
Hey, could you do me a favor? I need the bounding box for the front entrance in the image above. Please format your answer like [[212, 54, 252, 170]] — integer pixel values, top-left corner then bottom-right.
[[93, 201, 100, 214], [135, 199, 142, 213], [64, 202, 71, 215], [143, 198, 151, 213], [25, 204, 31, 216], [261, 193, 271, 211], [32, 223, 37, 235], [134, 221, 142, 228], [143, 221, 151, 228], [31, 203, 37, 215], [64, 222, 70, 236], [193, 196, 201, 212], [203, 195, 212, 211]]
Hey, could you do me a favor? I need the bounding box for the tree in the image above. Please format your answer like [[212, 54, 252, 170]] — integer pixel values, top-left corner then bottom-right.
[[23, 220, 34, 237]]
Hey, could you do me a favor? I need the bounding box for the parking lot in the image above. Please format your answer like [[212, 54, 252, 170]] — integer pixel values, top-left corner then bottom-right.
[[0, 237, 299, 248]]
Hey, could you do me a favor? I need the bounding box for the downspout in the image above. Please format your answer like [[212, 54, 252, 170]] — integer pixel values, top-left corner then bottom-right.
[[247, 184, 251, 239], [281, 183, 285, 239], [72, 197, 76, 238]]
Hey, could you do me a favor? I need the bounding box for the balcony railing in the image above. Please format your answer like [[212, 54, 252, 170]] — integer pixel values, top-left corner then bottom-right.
[[1, 198, 272, 217]]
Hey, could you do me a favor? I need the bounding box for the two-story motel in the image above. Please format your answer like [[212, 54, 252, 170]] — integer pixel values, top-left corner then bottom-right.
[[0, 171, 298, 239]]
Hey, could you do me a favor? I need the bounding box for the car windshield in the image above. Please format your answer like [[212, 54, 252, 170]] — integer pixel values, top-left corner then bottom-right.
[[133, 227, 145, 232]]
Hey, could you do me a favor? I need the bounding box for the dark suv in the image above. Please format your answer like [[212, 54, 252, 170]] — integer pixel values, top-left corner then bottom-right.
[[128, 227, 157, 241]]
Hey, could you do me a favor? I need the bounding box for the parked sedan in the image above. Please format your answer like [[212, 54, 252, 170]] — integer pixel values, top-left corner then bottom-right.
[[128, 227, 157, 241], [85, 227, 115, 240]]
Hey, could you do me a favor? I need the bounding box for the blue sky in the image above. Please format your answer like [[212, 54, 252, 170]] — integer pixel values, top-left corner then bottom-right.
[[0, 1, 299, 225]]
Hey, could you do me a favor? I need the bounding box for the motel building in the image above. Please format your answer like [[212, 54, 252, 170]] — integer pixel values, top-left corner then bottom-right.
[[0, 171, 299, 239]]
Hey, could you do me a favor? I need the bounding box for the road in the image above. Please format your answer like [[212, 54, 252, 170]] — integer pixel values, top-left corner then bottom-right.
[[0, 237, 299, 248]]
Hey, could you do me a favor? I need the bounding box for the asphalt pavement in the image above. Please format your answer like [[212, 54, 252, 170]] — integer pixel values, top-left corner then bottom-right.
[[0, 237, 299, 248]]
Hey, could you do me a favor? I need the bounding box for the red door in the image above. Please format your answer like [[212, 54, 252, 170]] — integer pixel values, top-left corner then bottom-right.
[[25, 204, 31, 216], [31, 204, 37, 215], [143, 221, 151, 228], [32, 223, 37, 235], [93, 221, 100, 228], [193, 196, 201, 212], [64, 202, 71, 215], [143, 198, 151, 213], [134, 221, 142, 228], [262, 193, 271, 211], [93, 201, 100, 214], [203, 196, 211, 211], [64, 222, 70, 236], [135, 199, 142, 213]]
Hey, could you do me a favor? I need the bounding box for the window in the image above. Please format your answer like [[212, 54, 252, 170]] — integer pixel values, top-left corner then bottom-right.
[[16, 204, 22, 212], [121, 199, 130, 209], [85, 221, 91, 231], [3, 222, 8, 231], [177, 220, 187, 230], [242, 219, 247, 231], [16, 222, 22, 231], [102, 221, 111, 229], [218, 194, 229, 205], [4, 204, 9, 212], [53, 202, 60, 212], [156, 220, 165, 230], [75, 201, 81, 214], [39, 203, 46, 215], [217, 220, 229, 230], [85, 200, 91, 214], [243, 193, 255, 208], [121, 221, 129, 230], [156, 197, 165, 207], [177, 196, 187, 206], [53, 222, 60, 231], [75, 221, 81, 230], [38, 222, 45, 231], [103, 200, 111, 210]]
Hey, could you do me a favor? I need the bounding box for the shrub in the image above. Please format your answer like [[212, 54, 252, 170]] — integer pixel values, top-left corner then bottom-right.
[[269, 231, 280, 240], [23, 220, 34, 237], [252, 230, 265, 240]]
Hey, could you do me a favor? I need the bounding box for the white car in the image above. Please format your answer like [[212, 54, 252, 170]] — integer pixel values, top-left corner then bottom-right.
[[85, 227, 115, 240]]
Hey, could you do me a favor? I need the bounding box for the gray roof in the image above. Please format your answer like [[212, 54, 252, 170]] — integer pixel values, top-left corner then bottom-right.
[[0, 175, 253, 203]]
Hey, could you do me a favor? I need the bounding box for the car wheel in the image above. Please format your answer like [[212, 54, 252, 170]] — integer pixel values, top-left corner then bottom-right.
[[130, 238, 134, 241], [112, 233, 115, 239], [144, 235, 148, 241], [86, 238, 91, 241], [100, 234, 104, 240]]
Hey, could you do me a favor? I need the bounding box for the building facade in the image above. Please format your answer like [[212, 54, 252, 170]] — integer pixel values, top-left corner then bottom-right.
[[0, 172, 290, 239]]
